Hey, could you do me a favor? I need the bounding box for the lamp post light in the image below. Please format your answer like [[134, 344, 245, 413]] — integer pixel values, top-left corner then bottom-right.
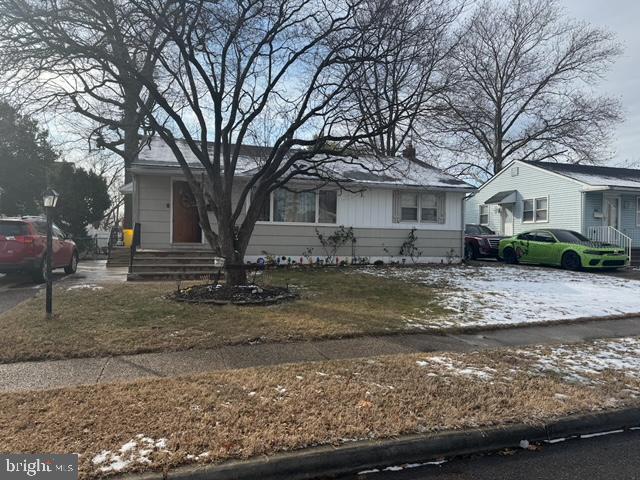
[[43, 188, 59, 318]]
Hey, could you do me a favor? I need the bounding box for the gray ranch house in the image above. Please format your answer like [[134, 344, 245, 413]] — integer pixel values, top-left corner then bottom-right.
[[465, 160, 640, 260], [125, 138, 474, 269]]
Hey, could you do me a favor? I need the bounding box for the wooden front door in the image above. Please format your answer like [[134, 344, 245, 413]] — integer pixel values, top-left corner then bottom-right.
[[172, 181, 202, 243]]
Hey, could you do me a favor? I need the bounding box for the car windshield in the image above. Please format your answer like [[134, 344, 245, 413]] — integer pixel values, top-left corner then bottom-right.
[[466, 225, 495, 235], [550, 230, 590, 243], [0, 222, 28, 236]]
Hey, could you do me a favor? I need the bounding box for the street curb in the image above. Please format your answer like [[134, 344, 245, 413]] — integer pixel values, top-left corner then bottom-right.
[[123, 407, 640, 480]]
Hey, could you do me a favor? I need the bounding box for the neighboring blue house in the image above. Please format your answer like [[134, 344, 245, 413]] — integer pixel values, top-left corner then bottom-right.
[[465, 160, 640, 260]]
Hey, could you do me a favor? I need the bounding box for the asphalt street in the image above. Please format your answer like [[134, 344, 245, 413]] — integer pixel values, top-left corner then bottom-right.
[[342, 430, 640, 480]]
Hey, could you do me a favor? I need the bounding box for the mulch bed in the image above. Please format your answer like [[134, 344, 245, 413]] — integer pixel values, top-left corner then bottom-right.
[[171, 284, 298, 305]]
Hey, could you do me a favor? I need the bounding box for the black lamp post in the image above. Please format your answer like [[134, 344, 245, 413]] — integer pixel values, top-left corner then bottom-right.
[[43, 188, 59, 317]]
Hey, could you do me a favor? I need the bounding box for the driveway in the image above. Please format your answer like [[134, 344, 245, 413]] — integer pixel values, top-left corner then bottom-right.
[[0, 260, 126, 314]]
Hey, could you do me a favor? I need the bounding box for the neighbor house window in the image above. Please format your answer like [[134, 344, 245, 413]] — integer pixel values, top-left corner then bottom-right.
[[479, 205, 489, 225], [267, 188, 337, 224], [400, 192, 419, 221], [523, 197, 548, 223]]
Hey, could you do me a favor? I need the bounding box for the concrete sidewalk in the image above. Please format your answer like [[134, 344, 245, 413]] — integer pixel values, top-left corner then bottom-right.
[[1, 316, 639, 392]]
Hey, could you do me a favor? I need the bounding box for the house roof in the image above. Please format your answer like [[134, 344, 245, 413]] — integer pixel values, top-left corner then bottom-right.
[[484, 190, 517, 204], [132, 137, 474, 191], [523, 161, 640, 190]]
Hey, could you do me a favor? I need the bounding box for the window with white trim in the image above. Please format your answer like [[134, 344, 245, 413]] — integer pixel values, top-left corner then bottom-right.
[[257, 188, 337, 224], [523, 197, 548, 223], [398, 191, 444, 223], [479, 205, 489, 225]]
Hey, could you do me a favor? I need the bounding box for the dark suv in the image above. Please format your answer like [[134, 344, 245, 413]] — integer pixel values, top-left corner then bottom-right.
[[464, 224, 505, 260], [0, 217, 78, 283]]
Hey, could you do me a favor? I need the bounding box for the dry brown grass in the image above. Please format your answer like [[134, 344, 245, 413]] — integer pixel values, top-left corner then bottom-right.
[[0, 269, 450, 363], [0, 346, 637, 479]]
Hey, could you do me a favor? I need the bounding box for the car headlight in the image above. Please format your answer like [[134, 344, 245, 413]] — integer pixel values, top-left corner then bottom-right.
[[583, 250, 604, 255]]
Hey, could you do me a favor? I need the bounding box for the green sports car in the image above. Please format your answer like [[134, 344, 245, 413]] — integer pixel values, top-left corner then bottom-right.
[[499, 229, 629, 270]]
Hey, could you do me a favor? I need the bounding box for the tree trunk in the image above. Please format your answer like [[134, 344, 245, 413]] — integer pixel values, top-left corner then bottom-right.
[[223, 251, 247, 286]]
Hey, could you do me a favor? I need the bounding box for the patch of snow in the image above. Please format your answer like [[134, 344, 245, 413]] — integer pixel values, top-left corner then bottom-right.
[[66, 283, 104, 291], [519, 440, 530, 449], [521, 337, 640, 385], [92, 435, 169, 473], [359, 265, 640, 328], [416, 356, 495, 380]]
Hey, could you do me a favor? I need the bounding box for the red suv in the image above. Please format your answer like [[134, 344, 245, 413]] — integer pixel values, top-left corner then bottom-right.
[[464, 224, 505, 260], [0, 217, 78, 283]]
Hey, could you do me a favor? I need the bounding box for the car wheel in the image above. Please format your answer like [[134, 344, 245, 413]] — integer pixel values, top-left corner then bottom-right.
[[502, 247, 518, 264], [561, 251, 582, 271], [464, 244, 478, 261], [64, 251, 78, 274], [32, 257, 47, 284]]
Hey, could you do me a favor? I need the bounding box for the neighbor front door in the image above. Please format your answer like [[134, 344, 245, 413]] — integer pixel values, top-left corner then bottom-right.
[[501, 205, 514, 236], [172, 181, 202, 243], [604, 196, 621, 229]]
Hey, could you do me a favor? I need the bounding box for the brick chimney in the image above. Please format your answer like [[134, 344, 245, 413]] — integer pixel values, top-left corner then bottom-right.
[[402, 142, 416, 161]]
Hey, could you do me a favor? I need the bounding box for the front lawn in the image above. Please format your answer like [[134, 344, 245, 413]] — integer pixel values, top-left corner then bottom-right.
[[1, 338, 638, 478], [0, 268, 449, 363]]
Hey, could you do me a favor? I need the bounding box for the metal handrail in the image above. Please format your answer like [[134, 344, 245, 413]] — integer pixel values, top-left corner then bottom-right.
[[128, 222, 141, 273], [587, 226, 632, 264]]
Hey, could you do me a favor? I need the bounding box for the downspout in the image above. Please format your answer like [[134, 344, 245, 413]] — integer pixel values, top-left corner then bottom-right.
[[460, 193, 466, 263], [580, 191, 585, 235]]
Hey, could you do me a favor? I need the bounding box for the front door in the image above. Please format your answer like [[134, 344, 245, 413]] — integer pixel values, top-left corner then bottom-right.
[[172, 181, 202, 243], [501, 205, 514, 236], [604, 196, 620, 229]]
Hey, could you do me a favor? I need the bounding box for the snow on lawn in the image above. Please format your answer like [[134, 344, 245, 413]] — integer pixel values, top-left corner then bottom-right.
[[520, 337, 640, 387], [360, 264, 640, 328], [91, 435, 168, 473]]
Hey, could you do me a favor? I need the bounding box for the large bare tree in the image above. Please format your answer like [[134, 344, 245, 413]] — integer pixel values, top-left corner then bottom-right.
[[347, 0, 462, 157], [0, 0, 162, 227], [437, 0, 622, 178]]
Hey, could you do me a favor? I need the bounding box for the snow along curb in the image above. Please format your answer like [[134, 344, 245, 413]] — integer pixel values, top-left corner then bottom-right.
[[125, 407, 640, 480]]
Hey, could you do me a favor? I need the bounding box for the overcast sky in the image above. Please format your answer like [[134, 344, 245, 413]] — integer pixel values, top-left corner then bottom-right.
[[561, 0, 640, 166]]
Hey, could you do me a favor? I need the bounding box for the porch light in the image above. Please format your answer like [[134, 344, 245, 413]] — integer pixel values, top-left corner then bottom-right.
[[43, 189, 59, 209]]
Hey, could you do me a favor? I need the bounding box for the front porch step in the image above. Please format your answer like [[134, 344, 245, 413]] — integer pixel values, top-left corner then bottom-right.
[[127, 271, 223, 281], [130, 263, 224, 273], [107, 246, 131, 267], [631, 249, 640, 267], [127, 248, 225, 281]]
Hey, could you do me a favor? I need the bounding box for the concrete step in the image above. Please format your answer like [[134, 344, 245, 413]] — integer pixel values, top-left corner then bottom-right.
[[135, 249, 219, 258], [130, 264, 224, 273], [127, 271, 223, 281], [133, 256, 222, 265], [107, 247, 131, 267]]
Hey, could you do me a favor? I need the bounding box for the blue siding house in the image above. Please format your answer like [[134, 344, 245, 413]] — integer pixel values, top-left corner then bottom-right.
[[465, 160, 640, 261]]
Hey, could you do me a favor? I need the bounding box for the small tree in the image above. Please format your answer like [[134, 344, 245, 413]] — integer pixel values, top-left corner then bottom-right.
[[316, 226, 355, 265], [51, 163, 112, 245], [0, 102, 57, 215], [399, 227, 422, 264]]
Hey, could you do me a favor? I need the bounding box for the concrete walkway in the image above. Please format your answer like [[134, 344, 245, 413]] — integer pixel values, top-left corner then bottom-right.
[[1, 316, 639, 392]]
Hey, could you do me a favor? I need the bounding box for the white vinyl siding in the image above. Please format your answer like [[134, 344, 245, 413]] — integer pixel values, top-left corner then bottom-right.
[[464, 161, 582, 236]]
